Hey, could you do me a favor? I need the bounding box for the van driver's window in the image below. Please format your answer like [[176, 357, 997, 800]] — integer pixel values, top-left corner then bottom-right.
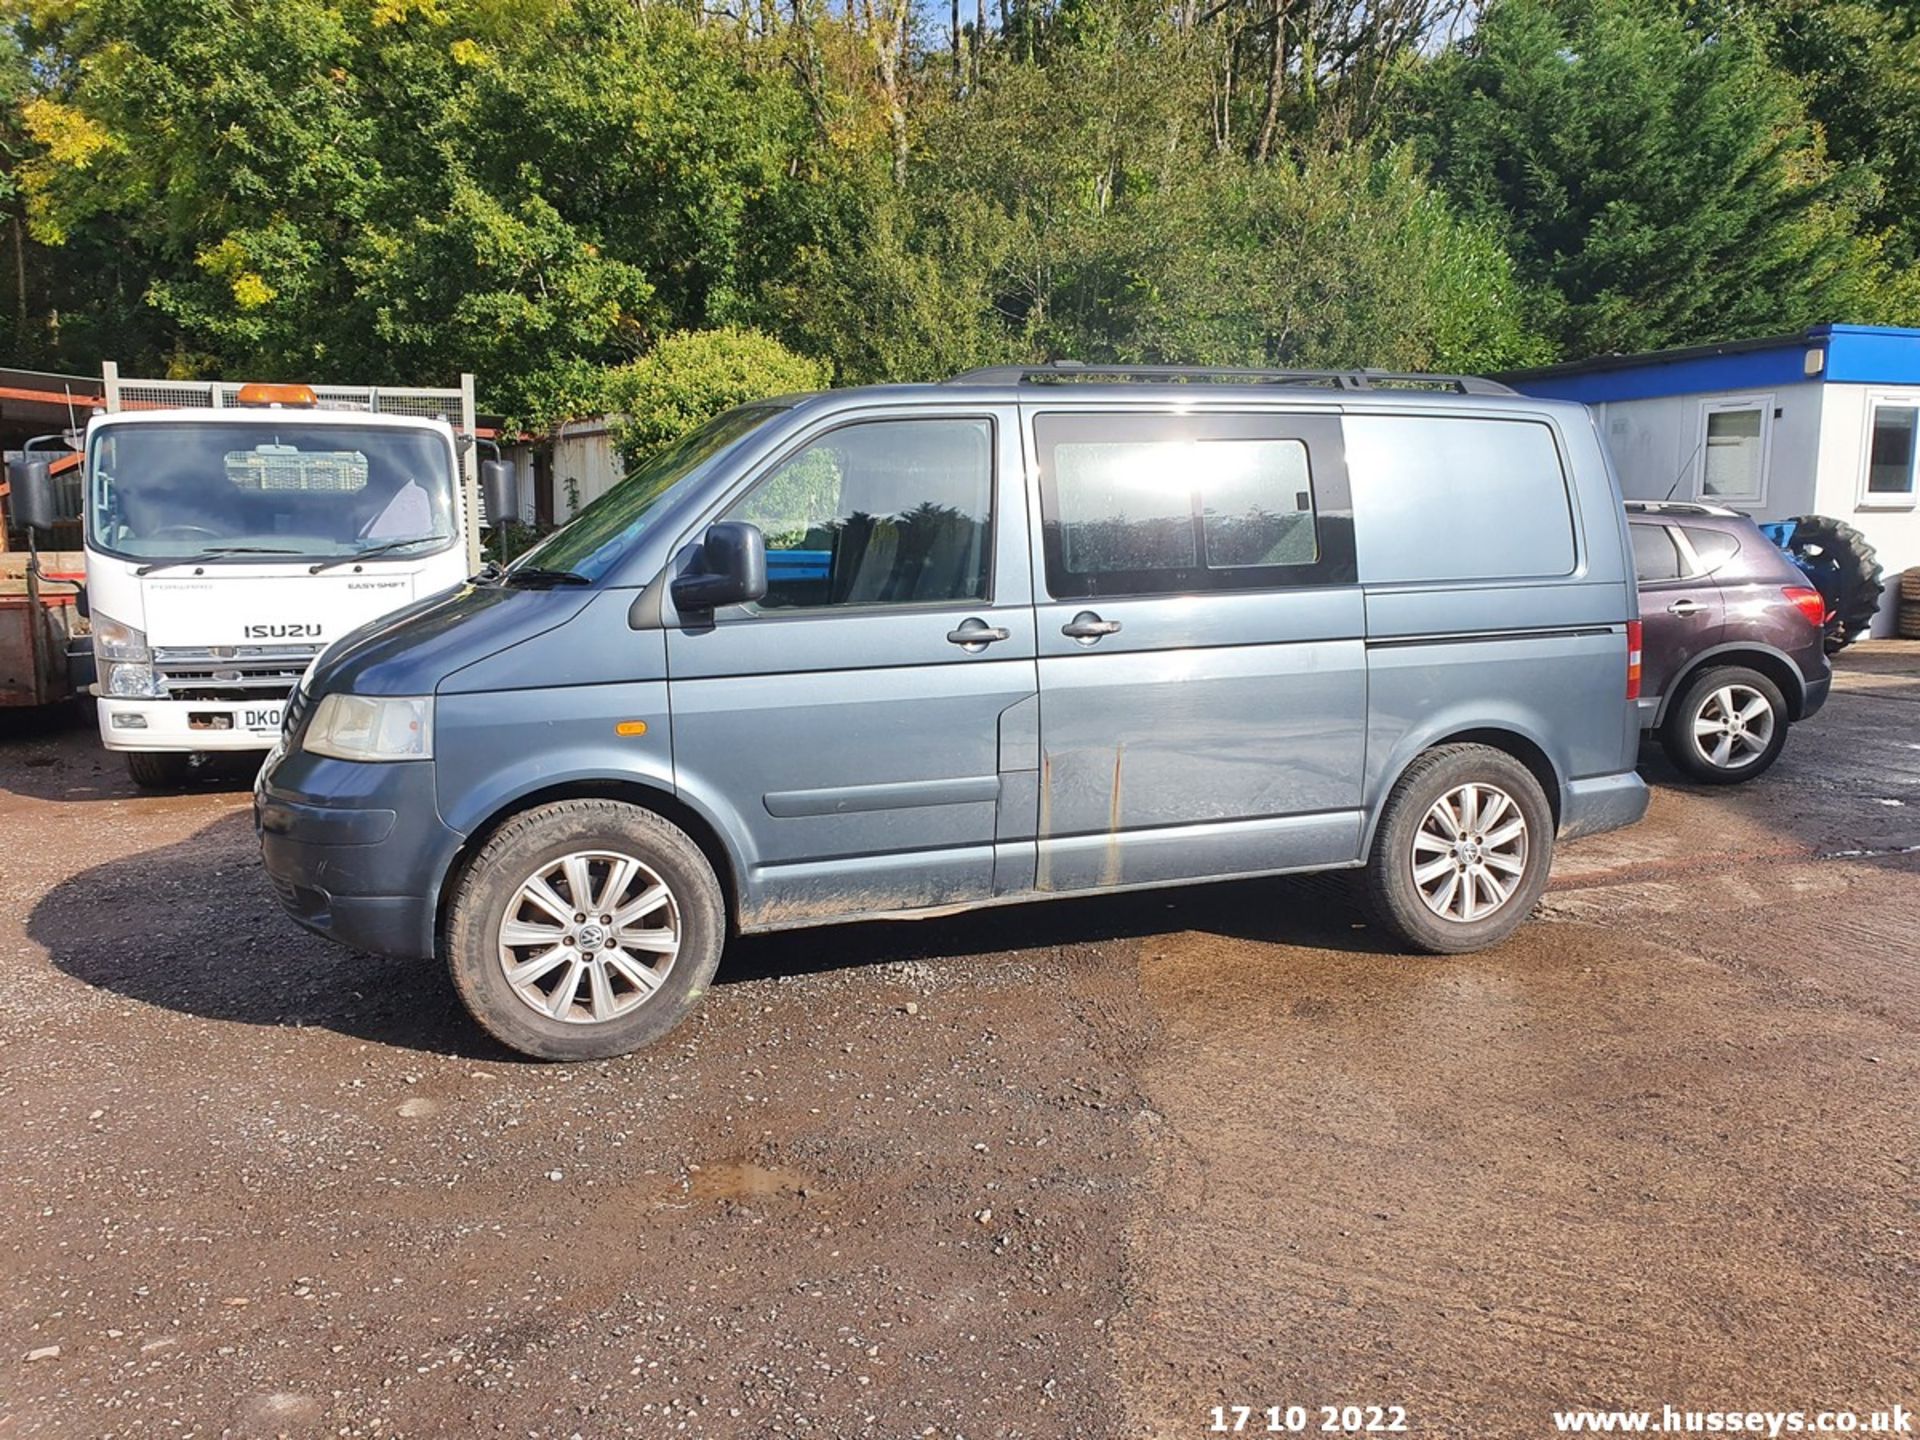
[[725, 418, 993, 610]]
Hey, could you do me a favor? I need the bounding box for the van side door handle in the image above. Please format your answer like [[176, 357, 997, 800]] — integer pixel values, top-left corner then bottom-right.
[[946, 618, 1011, 651], [1667, 599, 1707, 617], [1061, 611, 1122, 643]]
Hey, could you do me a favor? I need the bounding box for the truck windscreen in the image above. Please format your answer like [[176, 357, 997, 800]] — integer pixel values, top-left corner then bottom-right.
[[88, 420, 458, 563]]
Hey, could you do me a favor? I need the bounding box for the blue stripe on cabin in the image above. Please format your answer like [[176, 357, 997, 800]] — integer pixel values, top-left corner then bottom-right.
[[1501, 324, 1920, 405]]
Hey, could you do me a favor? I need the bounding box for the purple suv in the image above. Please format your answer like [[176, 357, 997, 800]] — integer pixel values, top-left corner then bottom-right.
[[1627, 503, 1832, 783]]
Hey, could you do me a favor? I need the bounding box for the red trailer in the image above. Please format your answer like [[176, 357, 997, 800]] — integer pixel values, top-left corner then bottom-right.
[[1, 450, 87, 709]]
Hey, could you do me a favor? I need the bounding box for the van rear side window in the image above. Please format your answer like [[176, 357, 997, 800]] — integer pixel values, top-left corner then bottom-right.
[[1034, 411, 1354, 599], [1345, 415, 1576, 584]]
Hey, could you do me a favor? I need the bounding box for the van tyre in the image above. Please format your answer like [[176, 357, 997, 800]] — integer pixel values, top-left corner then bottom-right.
[[1659, 665, 1787, 785], [444, 799, 726, 1062], [126, 751, 194, 791], [1366, 744, 1554, 955]]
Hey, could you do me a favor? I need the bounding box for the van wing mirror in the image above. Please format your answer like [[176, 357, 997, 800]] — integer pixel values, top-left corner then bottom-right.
[[5, 457, 59, 534], [479, 459, 517, 526], [671, 521, 768, 612]]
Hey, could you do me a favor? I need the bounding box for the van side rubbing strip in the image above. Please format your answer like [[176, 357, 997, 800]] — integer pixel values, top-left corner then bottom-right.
[[676, 635, 1354, 682], [764, 774, 1002, 818], [1366, 625, 1615, 651]]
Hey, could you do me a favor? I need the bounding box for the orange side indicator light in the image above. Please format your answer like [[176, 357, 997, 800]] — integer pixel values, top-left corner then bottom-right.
[[615, 720, 649, 737]]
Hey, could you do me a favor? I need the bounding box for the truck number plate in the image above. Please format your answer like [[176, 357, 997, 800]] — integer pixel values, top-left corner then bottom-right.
[[245, 706, 284, 733]]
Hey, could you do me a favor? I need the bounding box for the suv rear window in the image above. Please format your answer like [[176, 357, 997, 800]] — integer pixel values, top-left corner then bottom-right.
[[1683, 526, 1741, 574], [1632, 523, 1684, 582], [1345, 415, 1575, 583]]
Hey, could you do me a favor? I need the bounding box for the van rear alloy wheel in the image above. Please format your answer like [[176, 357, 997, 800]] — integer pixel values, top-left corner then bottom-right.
[[1366, 744, 1554, 955], [445, 799, 725, 1061], [1411, 783, 1529, 924]]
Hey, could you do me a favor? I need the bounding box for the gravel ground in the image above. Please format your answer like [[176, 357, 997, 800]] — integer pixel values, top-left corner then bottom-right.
[[2, 643, 1915, 1439]]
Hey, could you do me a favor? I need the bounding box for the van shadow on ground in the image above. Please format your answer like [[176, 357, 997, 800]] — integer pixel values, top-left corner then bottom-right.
[[30, 808, 1382, 1060]]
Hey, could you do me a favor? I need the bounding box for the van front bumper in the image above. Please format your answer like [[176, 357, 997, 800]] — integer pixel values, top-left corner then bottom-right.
[[255, 749, 462, 961], [1558, 770, 1650, 841]]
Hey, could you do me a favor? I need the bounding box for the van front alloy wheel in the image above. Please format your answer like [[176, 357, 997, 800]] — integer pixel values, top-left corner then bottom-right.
[[497, 850, 683, 1025], [1366, 744, 1554, 954], [446, 799, 725, 1061]]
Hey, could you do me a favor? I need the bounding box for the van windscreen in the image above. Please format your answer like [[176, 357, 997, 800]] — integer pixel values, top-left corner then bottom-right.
[[511, 405, 783, 582]]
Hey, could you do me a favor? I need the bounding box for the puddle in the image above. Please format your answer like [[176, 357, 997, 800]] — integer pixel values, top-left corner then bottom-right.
[[234, 1391, 323, 1434], [685, 1159, 810, 1202]]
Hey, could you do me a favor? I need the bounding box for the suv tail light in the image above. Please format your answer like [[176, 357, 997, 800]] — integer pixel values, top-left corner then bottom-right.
[[1783, 585, 1827, 630], [1625, 620, 1642, 700]]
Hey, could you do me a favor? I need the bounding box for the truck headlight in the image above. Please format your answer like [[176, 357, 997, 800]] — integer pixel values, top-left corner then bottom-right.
[[104, 661, 165, 698], [301, 693, 433, 761], [93, 611, 165, 698]]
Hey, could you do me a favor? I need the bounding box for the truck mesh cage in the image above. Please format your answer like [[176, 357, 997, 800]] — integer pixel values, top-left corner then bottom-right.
[[107, 378, 466, 425]]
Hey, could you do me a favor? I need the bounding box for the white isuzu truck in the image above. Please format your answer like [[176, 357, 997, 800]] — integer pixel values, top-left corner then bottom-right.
[[78, 368, 490, 788]]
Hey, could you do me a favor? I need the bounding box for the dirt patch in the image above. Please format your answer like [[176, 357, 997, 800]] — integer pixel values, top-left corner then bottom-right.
[[2, 643, 1917, 1437]]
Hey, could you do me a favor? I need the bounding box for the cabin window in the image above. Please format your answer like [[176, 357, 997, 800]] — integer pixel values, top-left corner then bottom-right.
[[1863, 401, 1918, 505], [1696, 399, 1771, 505]]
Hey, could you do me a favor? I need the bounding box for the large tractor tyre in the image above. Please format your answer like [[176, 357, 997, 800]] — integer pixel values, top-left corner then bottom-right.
[[1783, 514, 1884, 654]]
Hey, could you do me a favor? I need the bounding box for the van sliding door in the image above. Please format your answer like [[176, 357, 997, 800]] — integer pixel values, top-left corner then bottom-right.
[[1021, 407, 1368, 893]]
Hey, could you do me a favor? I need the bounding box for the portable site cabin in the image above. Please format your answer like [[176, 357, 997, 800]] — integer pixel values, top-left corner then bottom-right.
[[1505, 324, 1920, 637]]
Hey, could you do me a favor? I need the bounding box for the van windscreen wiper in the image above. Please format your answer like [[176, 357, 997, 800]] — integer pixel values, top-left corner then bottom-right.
[[309, 534, 451, 574], [502, 565, 591, 588], [135, 546, 304, 576]]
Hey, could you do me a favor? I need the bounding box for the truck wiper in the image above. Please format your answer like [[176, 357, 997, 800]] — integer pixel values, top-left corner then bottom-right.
[[135, 546, 304, 576], [308, 534, 451, 574], [502, 565, 591, 588]]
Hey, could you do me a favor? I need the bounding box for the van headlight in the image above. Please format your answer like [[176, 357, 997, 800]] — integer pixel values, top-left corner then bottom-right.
[[93, 612, 165, 698], [300, 694, 433, 761]]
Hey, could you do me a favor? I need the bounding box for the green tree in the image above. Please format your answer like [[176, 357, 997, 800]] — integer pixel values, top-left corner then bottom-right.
[[10, 0, 840, 418], [1752, 0, 1920, 271], [1407, 0, 1918, 358], [779, 19, 1545, 377]]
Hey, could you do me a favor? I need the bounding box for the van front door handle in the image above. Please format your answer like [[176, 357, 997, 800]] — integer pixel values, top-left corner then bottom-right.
[[1667, 599, 1707, 617], [1061, 612, 1122, 643], [946, 619, 1011, 651]]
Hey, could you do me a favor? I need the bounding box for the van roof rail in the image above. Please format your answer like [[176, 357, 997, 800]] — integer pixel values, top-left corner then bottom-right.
[[943, 360, 1517, 396]]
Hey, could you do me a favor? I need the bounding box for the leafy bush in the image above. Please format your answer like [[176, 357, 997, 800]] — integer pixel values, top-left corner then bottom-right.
[[604, 328, 831, 465]]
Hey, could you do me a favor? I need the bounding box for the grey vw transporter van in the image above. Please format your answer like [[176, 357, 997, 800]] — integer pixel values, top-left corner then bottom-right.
[[258, 365, 1649, 1060]]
